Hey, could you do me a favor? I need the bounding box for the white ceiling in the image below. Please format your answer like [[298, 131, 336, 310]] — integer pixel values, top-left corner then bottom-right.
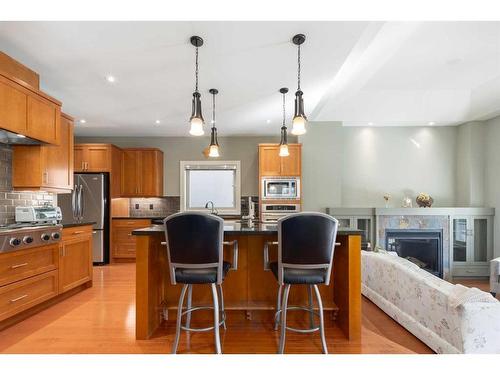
[[0, 21, 499, 136]]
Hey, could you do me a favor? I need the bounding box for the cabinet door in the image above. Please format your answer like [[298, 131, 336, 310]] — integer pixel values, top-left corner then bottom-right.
[[280, 144, 301, 176], [59, 235, 92, 293], [43, 115, 74, 190], [356, 218, 372, 244], [121, 150, 139, 196], [112, 227, 138, 258], [0, 77, 27, 135], [139, 150, 163, 196], [74, 145, 85, 172], [471, 217, 490, 263], [86, 145, 110, 171], [259, 146, 281, 176], [27, 95, 60, 145], [452, 217, 468, 263]]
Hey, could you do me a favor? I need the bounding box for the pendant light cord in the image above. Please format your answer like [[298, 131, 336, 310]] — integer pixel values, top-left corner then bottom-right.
[[195, 46, 199, 93], [212, 91, 216, 129], [297, 44, 301, 91], [282, 91, 286, 127]]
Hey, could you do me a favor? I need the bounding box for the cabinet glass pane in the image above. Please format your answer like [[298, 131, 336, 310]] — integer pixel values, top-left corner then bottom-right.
[[337, 218, 350, 228], [357, 218, 371, 243], [453, 219, 467, 262], [473, 219, 487, 262]]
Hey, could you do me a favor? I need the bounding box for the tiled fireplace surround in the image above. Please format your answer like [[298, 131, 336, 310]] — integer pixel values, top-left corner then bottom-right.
[[377, 214, 451, 279]]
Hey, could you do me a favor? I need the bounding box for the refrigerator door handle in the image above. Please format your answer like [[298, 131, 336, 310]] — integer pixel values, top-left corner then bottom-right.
[[71, 185, 78, 219], [79, 184, 84, 220], [76, 185, 83, 221]]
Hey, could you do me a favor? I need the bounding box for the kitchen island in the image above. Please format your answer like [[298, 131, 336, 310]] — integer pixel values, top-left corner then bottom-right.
[[132, 221, 362, 341]]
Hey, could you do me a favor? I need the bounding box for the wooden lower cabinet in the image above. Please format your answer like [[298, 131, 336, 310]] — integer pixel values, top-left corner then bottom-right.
[[0, 226, 93, 327], [112, 219, 151, 261], [60, 226, 93, 293]]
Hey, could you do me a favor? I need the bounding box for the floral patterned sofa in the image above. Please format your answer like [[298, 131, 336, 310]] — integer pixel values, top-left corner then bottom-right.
[[361, 251, 500, 354]]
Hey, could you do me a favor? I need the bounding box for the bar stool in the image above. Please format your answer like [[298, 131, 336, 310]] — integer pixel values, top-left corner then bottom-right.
[[264, 212, 338, 354], [163, 212, 238, 354]]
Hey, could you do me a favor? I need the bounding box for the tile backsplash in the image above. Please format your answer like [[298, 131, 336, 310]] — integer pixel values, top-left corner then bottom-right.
[[127, 196, 259, 218], [0, 145, 55, 225]]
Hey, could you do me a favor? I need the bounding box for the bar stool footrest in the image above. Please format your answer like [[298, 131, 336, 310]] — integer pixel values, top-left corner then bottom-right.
[[274, 305, 320, 333], [179, 305, 226, 332]]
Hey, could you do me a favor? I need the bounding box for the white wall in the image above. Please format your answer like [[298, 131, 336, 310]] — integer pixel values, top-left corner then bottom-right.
[[300, 123, 457, 210], [484, 115, 500, 257]]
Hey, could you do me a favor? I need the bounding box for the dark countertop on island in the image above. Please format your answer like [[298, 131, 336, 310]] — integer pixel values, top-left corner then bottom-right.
[[61, 221, 96, 228], [132, 222, 364, 236], [113, 217, 165, 220]]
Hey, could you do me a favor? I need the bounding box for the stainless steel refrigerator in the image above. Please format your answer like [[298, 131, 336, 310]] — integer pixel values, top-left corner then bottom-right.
[[58, 173, 110, 264]]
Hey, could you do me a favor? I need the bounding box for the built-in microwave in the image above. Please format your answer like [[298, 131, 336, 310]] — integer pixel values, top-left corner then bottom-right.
[[261, 177, 300, 200]]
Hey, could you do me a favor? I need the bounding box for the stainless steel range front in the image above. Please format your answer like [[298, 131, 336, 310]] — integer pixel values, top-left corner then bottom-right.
[[0, 224, 62, 253]]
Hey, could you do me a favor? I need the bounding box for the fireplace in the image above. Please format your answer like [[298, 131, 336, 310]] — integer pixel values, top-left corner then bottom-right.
[[385, 229, 443, 278]]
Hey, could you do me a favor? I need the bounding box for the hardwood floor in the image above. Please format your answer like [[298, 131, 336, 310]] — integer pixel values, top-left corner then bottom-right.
[[0, 264, 489, 354]]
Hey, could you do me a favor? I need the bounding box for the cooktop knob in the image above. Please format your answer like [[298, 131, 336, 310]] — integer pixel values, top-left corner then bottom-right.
[[9, 238, 21, 247], [23, 236, 33, 244], [51, 232, 61, 240], [41, 233, 51, 241]]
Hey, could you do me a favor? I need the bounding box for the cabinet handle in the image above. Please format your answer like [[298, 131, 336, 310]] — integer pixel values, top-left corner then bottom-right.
[[72, 230, 84, 234], [10, 294, 28, 303], [10, 262, 28, 269], [128, 233, 132, 236], [42, 171, 48, 184]]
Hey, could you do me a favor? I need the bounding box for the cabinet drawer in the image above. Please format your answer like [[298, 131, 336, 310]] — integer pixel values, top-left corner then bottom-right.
[[452, 265, 489, 277], [112, 219, 151, 228], [62, 225, 93, 240], [0, 245, 59, 287], [0, 270, 58, 322]]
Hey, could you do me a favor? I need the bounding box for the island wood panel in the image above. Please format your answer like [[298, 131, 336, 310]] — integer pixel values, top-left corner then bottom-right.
[[135, 231, 361, 341]]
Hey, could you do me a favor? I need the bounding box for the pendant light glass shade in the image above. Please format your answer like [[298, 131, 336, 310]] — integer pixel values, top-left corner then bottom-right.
[[189, 92, 204, 135], [208, 88, 220, 158], [292, 34, 307, 136], [279, 87, 289, 157], [189, 36, 205, 136]]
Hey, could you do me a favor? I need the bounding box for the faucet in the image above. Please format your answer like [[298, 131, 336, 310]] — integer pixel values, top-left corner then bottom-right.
[[205, 201, 218, 215], [242, 197, 255, 221]]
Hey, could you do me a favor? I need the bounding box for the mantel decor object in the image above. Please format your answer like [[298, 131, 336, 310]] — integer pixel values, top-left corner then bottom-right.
[[416, 193, 434, 208]]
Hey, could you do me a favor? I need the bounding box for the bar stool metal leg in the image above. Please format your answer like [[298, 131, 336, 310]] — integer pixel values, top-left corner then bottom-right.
[[313, 284, 328, 354], [274, 284, 283, 331], [185, 285, 193, 329], [210, 283, 222, 354], [278, 284, 291, 354], [217, 284, 226, 330], [307, 285, 315, 329], [172, 284, 189, 354]]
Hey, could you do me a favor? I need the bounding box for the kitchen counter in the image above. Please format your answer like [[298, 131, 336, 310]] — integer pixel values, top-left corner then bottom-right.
[[133, 221, 362, 342], [132, 222, 363, 236], [61, 221, 96, 228]]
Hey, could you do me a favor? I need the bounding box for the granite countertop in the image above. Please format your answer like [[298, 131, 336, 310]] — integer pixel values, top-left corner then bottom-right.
[[132, 221, 363, 236], [61, 221, 96, 228]]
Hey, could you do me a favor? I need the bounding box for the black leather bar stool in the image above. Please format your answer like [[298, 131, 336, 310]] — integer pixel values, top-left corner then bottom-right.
[[163, 212, 238, 354], [264, 212, 338, 354]]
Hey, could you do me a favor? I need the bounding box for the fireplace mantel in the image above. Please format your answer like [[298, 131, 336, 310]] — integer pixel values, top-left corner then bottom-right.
[[376, 207, 494, 216]]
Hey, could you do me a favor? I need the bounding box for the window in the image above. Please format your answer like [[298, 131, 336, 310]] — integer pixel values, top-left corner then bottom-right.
[[180, 161, 241, 215]]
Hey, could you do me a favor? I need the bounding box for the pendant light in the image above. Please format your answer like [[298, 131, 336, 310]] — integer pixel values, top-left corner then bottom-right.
[[291, 34, 307, 136], [279, 87, 290, 157], [208, 88, 220, 158], [189, 36, 205, 136]]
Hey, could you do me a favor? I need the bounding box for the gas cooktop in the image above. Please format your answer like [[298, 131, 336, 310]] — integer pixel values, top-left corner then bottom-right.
[[0, 223, 62, 253]]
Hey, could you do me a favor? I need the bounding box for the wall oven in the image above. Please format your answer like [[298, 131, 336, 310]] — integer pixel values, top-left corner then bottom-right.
[[261, 177, 300, 200], [261, 203, 300, 223]]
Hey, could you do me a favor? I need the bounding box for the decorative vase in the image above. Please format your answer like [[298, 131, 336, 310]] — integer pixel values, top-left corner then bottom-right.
[[416, 193, 433, 208]]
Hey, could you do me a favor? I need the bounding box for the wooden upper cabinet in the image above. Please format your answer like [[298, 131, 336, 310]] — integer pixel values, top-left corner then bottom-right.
[[0, 73, 61, 145], [121, 148, 163, 197], [26, 95, 60, 145], [12, 113, 74, 192], [0, 76, 27, 135], [259, 143, 302, 177], [74, 144, 122, 198]]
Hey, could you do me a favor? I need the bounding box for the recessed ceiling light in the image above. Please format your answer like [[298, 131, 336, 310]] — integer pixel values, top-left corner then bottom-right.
[[106, 75, 116, 83], [79, 119, 86, 124], [368, 122, 374, 126], [155, 120, 161, 125], [16, 134, 26, 138], [428, 121, 435, 126], [266, 119, 271, 124]]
